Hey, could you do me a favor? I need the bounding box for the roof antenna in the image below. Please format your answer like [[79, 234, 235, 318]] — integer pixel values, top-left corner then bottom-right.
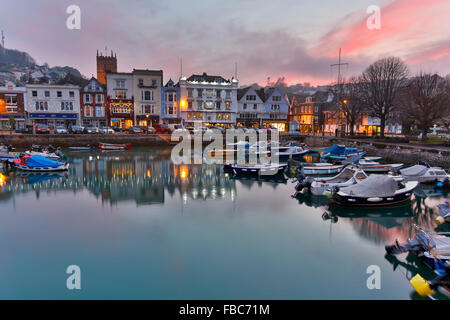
[[234, 62, 237, 79], [180, 58, 183, 79], [1, 30, 5, 48]]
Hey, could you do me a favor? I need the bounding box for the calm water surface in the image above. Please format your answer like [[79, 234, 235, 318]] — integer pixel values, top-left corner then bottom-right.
[[0, 147, 448, 299]]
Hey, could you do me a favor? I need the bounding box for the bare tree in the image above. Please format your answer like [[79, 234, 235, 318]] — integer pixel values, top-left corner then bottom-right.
[[397, 72, 450, 140], [329, 77, 365, 135], [359, 57, 409, 137]]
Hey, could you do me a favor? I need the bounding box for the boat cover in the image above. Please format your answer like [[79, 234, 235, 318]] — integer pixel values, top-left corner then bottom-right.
[[25, 155, 64, 168], [325, 144, 346, 155], [339, 175, 398, 197], [431, 237, 450, 257], [400, 164, 428, 176]]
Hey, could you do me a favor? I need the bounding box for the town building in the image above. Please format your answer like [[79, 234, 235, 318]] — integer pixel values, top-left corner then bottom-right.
[[97, 51, 117, 85], [132, 69, 163, 127], [179, 73, 238, 128], [0, 81, 26, 130], [106, 72, 134, 129], [25, 83, 81, 128], [236, 85, 265, 127], [261, 87, 289, 132], [161, 79, 181, 124], [289, 94, 327, 134], [80, 77, 107, 127]]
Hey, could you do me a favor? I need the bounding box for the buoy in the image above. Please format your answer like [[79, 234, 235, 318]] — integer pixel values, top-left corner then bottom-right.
[[410, 274, 435, 297], [435, 216, 445, 225]]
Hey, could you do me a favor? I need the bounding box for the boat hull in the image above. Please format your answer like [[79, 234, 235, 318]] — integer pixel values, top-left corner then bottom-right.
[[332, 189, 414, 206], [225, 164, 287, 176], [14, 162, 70, 172], [99, 143, 132, 150]]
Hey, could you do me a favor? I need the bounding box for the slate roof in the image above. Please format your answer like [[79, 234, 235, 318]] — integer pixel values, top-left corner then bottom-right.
[[186, 72, 229, 84]]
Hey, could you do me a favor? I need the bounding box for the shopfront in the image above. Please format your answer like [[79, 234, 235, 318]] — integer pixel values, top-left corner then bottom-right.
[[29, 113, 78, 128], [136, 115, 160, 127], [0, 114, 25, 131]]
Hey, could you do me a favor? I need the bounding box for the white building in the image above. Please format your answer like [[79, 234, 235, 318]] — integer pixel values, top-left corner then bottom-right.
[[179, 73, 238, 127], [25, 84, 81, 128], [132, 69, 163, 127], [237, 85, 265, 127]]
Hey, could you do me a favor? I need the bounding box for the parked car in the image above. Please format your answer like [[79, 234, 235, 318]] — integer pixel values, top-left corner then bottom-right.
[[112, 127, 126, 133], [147, 126, 156, 134], [99, 126, 115, 134], [172, 124, 189, 134], [153, 124, 172, 133], [35, 124, 51, 134], [84, 126, 99, 134], [70, 125, 84, 134], [55, 125, 69, 134], [129, 126, 144, 134]]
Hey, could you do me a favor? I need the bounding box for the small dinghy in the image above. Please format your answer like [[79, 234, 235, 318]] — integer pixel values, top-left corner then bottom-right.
[[298, 163, 344, 175], [398, 162, 450, 183], [14, 155, 69, 172], [260, 146, 309, 162], [295, 165, 368, 196], [99, 142, 132, 150], [358, 159, 403, 173], [224, 163, 287, 176], [69, 146, 91, 151], [321, 144, 366, 160], [435, 202, 450, 225], [332, 175, 418, 206]]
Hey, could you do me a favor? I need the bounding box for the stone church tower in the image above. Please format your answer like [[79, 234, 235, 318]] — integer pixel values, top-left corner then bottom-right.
[[96, 50, 117, 84]]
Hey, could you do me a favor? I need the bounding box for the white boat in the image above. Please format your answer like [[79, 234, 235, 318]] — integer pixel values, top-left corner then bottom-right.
[[299, 163, 344, 175], [397, 163, 450, 183], [98, 142, 132, 150], [358, 159, 403, 173], [296, 165, 368, 196], [24, 150, 62, 160], [224, 163, 287, 176]]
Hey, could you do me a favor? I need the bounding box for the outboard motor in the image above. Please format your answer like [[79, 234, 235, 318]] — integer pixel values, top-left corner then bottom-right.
[[55, 148, 64, 159], [295, 176, 313, 192]]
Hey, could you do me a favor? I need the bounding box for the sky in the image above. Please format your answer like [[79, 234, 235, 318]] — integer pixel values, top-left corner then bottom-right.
[[1, 0, 449, 86]]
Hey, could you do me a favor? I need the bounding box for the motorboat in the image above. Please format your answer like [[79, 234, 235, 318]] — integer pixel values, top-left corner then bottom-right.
[[269, 146, 309, 162], [297, 162, 344, 175], [435, 202, 450, 225], [358, 159, 403, 173], [397, 162, 450, 183], [25, 144, 64, 160], [321, 144, 366, 160], [224, 163, 287, 176], [69, 146, 91, 151], [98, 142, 132, 150], [332, 175, 418, 206], [14, 155, 69, 172], [295, 165, 368, 196]]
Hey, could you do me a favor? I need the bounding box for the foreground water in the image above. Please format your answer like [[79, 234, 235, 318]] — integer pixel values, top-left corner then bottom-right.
[[0, 147, 448, 299]]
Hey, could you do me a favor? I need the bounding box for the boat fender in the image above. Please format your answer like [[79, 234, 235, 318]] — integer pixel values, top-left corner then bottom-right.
[[435, 216, 445, 225], [410, 274, 435, 297]]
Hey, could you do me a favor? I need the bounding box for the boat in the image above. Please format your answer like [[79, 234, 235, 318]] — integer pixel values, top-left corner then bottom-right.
[[435, 202, 450, 225], [363, 156, 382, 161], [224, 163, 288, 176], [321, 144, 366, 160], [332, 175, 418, 206], [437, 178, 450, 189], [14, 155, 69, 172], [395, 162, 450, 183], [297, 162, 344, 175], [69, 146, 91, 151], [264, 146, 309, 162], [358, 159, 403, 173], [98, 142, 132, 150], [295, 165, 368, 196], [409, 264, 450, 298]]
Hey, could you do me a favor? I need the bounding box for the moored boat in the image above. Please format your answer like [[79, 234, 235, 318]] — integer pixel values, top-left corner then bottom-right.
[[435, 202, 450, 225], [332, 175, 418, 206], [69, 146, 91, 151], [298, 163, 344, 175], [98, 142, 132, 150], [397, 162, 450, 183], [224, 163, 287, 176], [321, 144, 365, 160], [14, 155, 69, 172], [358, 159, 403, 173]]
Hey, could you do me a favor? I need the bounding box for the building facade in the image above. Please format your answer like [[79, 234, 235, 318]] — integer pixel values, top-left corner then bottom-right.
[[161, 79, 181, 124], [290, 96, 325, 134], [80, 77, 107, 127], [179, 73, 238, 128], [25, 83, 81, 128], [261, 87, 289, 132], [133, 69, 163, 127], [106, 72, 134, 129], [236, 86, 265, 127], [0, 81, 26, 130]]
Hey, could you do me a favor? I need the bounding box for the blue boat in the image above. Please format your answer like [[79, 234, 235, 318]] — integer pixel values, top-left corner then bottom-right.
[[321, 144, 366, 160], [14, 155, 69, 172]]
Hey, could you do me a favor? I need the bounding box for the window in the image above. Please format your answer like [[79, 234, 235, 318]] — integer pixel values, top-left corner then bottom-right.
[[271, 104, 280, 110], [197, 89, 203, 97], [152, 80, 157, 87], [61, 101, 74, 111], [225, 90, 231, 99], [85, 105, 92, 117], [166, 92, 175, 102], [32, 90, 37, 97], [96, 94, 104, 103], [142, 90, 154, 101], [253, 104, 257, 110], [216, 101, 221, 110], [116, 80, 125, 88], [225, 101, 231, 110], [216, 90, 222, 98], [57, 91, 62, 98], [188, 101, 193, 109], [44, 91, 50, 97], [197, 100, 203, 109], [5, 95, 17, 105], [84, 94, 91, 102], [69, 91, 75, 98], [166, 105, 176, 116], [243, 103, 247, 110], [273, 96, 281, 101], [138, 79, 144, 86], [246, 95, 256, 101], [35, 101, 48, 111], [115, 91, 126, 99], [187, 89, 193, 98], [142, 104, 155, 114], [96, 106, 104, 117]]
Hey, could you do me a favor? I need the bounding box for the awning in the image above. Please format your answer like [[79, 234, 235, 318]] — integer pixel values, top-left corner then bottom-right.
[[29, 113, 78, 119]]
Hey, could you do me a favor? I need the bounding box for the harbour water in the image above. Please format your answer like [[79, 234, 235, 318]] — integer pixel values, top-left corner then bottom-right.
[[0, 147, 448, 299]]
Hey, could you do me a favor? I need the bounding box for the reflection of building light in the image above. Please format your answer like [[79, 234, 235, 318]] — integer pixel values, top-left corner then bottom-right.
[[180, 165, 188, 180], [146, 169, 151, 178], [89, 156, 93, 161], [0, 173, 6, 187]]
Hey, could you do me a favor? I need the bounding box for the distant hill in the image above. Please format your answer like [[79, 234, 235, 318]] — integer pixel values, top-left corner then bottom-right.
[[0, 45, 36, 68]]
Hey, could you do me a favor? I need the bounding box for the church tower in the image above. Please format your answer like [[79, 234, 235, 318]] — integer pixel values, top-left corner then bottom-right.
[[96, 50, 117, 84]]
